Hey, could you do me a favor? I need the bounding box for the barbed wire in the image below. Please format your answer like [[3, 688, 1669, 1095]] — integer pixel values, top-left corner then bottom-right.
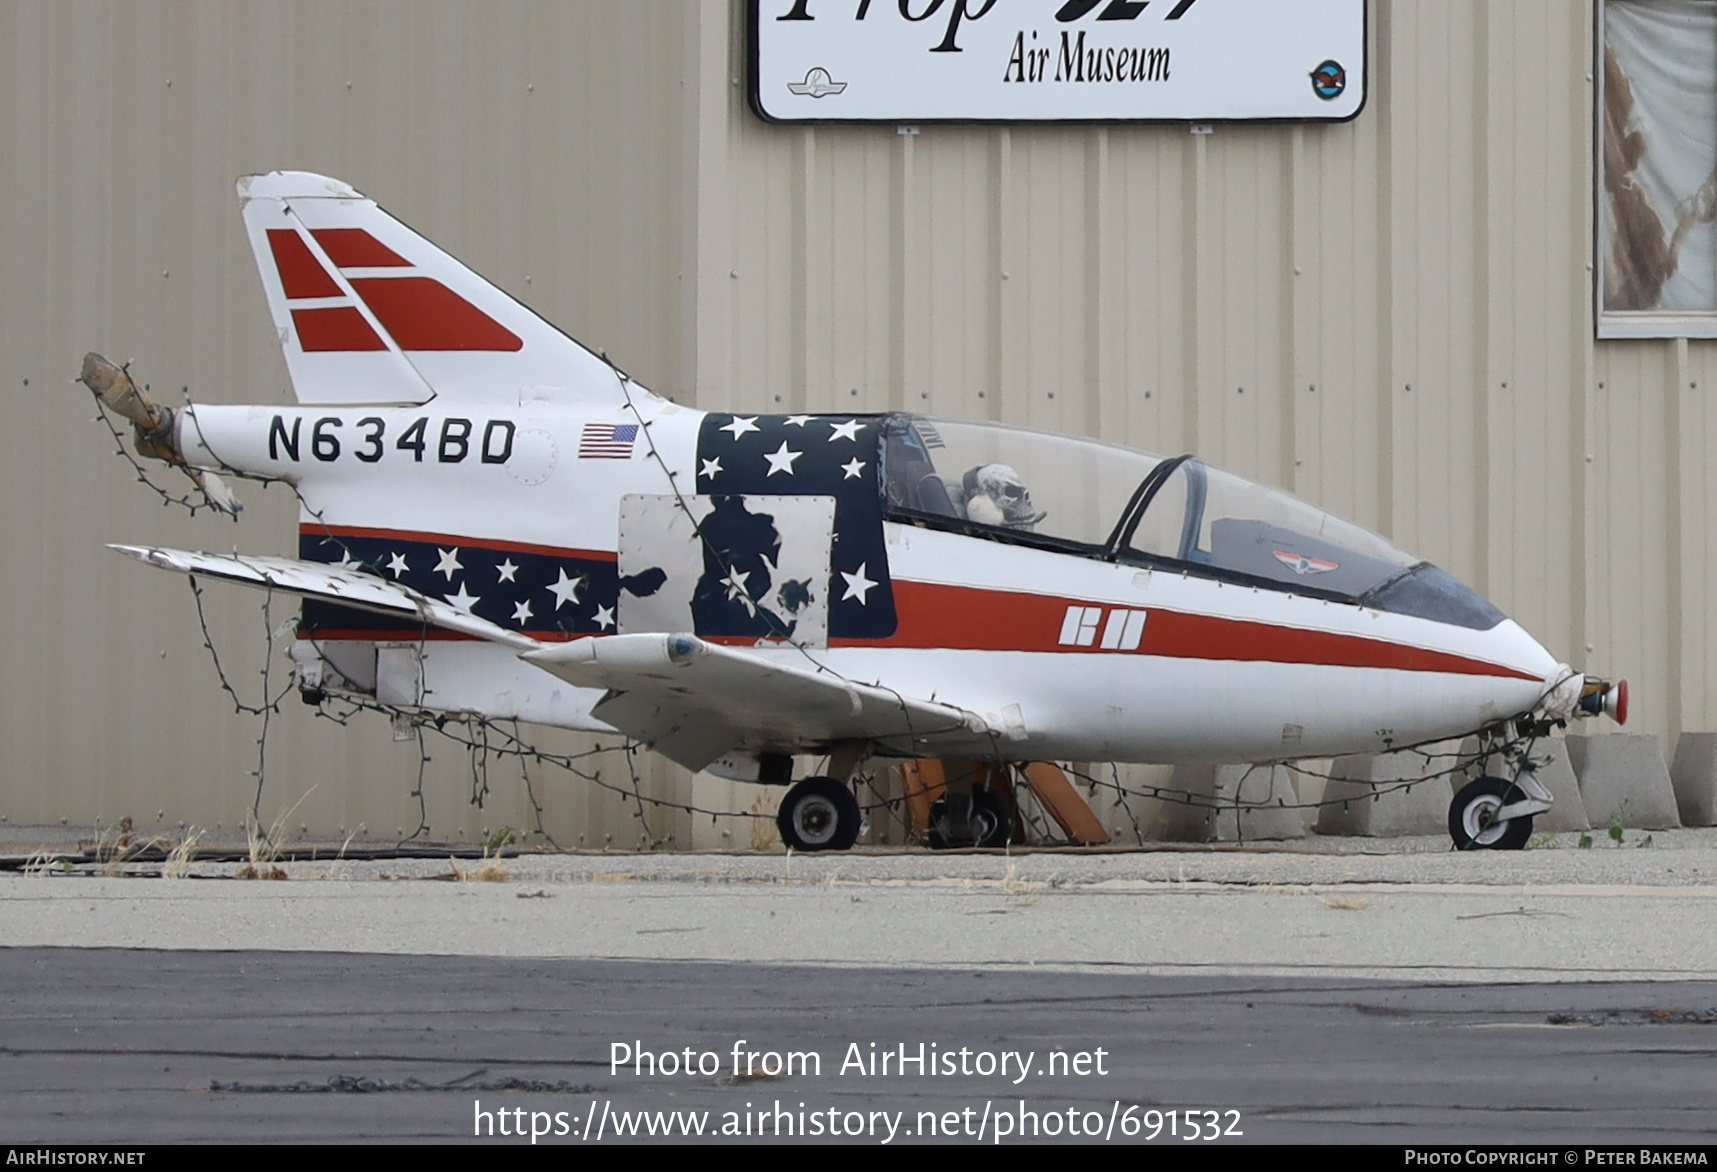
[[93, 371, 1563, 855], [184, 573, 1554, 851], [1058, 728, 1550, 850], [185, 575, 297, 831]]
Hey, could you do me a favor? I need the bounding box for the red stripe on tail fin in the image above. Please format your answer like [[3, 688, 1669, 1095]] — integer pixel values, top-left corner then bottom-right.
[[267, 229, 340, 298], [292, 307, 388, 351], [312, 228, 410, 268], [351, 277, 523, 351]]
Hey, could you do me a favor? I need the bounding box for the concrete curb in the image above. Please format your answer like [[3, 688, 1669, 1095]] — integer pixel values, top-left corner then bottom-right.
[[1159, 764, 1305, 842], [1566, 733, 1682, 830], [1315, 746, 1457, 837], [1669, 732, 1717, 828]]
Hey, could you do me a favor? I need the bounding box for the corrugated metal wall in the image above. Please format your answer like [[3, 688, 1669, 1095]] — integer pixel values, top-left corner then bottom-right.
[[0, 0, 703, 849], [0, 1, 1706, 848]]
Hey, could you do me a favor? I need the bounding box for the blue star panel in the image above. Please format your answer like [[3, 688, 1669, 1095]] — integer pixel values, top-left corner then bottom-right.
[[297, 532, 621, 638], [296, 413, 899, 643], [696, 413, 898, 640]]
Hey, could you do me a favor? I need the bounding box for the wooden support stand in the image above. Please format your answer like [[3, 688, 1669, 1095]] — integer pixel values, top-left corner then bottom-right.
[[1018, 762, 1111, 845]]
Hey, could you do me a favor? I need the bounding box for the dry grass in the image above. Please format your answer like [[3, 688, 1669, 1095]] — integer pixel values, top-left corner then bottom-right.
[[314, 833, 359, 881], [162, 829, 203, 880], [236, 823, 288, 880], [91, 817, 169, 877], [452, 827, 513, 882], [1317, 893, 1373, 911], [453, 857, 510, 882], [236, 789, 316, 880], [21, 849, 62, 877], [1000, 856, 1044, 905]]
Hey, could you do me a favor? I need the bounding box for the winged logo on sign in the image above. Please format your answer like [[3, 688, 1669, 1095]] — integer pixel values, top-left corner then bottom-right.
[[788, 67, 848, 98]]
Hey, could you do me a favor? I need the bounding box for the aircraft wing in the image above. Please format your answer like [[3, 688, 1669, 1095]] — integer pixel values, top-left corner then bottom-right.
[[116, 545, 987, 770], [109, 544, 538, 650], [523, 634, 988, 772]]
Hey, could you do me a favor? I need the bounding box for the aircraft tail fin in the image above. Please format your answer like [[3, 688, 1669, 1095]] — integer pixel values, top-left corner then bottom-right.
[[238, 171, 643, 408]]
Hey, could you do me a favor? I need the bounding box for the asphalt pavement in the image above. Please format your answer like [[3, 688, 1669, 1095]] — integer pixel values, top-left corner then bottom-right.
[[4, 835, 1716, 1144]]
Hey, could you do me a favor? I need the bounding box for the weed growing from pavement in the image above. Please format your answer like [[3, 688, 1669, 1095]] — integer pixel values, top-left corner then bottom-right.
[[20, 849, 62, 876], [1317, 893, 1373, 911], [238, 788, 316, 879], [452, 826, 514, 881], [162, 829, 203, 879], [89, 817, 175, 877], [1603, 804, 1654, 848]]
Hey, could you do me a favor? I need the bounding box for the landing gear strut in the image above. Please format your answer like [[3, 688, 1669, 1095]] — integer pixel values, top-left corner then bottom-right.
[[928, 788, 1012, 849]]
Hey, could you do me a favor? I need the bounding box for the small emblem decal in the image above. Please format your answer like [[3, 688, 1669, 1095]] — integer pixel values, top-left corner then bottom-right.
[[1310, 59, 1346, 101], [1274, 550, 1339, 576], [577, 423, 638, 460], [788, 67, 848, 99], [1057, 604, 1147, 650]]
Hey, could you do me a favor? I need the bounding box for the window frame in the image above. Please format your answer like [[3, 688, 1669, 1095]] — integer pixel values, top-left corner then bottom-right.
[[1594, 0, 1717, 339]]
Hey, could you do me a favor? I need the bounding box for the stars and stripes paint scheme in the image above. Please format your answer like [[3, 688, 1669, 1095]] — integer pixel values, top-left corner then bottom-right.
[[102, 172, 1625, 835]]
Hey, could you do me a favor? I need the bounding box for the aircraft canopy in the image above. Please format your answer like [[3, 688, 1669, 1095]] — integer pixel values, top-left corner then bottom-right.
[[879, 416, 1488, 618]]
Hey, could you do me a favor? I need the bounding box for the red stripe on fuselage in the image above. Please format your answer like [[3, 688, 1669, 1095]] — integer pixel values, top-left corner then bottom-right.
[[292, 540, 1532, 680], [299, 524, 617, 563], [834, 580, 1539, 681]]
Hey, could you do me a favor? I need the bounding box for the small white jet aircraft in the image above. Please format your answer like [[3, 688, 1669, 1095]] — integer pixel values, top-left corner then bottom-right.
[[84, 171, 1626, 853]]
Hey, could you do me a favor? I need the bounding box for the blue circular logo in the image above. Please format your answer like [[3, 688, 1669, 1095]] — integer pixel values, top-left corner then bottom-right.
[[1311, 60, 1346, 101]]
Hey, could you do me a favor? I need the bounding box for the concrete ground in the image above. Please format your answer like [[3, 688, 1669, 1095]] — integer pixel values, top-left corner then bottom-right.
[[4, 830, 1717, 1144]]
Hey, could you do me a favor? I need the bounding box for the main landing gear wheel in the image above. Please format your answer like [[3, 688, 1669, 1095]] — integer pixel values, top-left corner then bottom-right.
[[1448, 777, 1534, 851], [927, 788, 1013, 849], [776, 777, 861, 852]]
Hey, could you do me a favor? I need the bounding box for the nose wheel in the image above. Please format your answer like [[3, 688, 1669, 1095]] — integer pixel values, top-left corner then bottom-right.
[[1448, 777, 1534, 851], [776, 777, 862, 852]]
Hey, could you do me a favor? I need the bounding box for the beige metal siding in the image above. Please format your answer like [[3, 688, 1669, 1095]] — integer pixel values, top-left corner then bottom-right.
[[0, 1, 698, 848], [0, 0, 1706, 845]]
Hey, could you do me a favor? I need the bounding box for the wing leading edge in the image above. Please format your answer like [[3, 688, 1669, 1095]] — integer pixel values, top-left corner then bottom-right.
[[109, 545, 538, 650], [524, 635, 988, 772]]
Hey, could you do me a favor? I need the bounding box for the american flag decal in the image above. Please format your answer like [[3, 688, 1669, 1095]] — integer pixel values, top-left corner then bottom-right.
[[578, 423, 638, 459]]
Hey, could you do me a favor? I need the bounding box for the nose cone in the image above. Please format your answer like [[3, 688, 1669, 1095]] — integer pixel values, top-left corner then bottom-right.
[[1366, 565, 1571, 732], [1574, 676, 1629, 724]]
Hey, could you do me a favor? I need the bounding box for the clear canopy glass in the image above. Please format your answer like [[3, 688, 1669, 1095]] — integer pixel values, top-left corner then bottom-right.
[[881, 416, 1163, 548], [881, 415, 1417, 599], [1124, 459, 1416, 597]]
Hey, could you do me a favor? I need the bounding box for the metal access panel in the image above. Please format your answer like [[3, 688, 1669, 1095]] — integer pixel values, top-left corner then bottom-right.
[[618, 494, 837, 647]]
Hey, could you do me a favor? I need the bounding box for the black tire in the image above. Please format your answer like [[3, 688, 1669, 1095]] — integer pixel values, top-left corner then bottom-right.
[[1448, 777, 1534, 851], [777, 777, 861, 852], [927, 788, 1013, 849]]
